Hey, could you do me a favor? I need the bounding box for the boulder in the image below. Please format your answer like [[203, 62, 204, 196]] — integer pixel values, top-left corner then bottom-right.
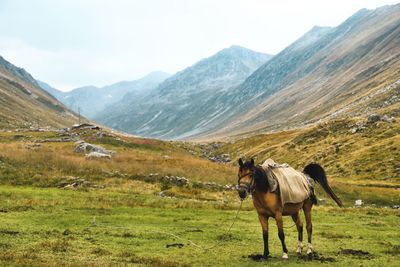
[[367, 114, 381, 124], [355, 199, 363, 207], [85, 152, 111, 160], [74, 142, 114, 155], [381, 115, 396, 123], [161, 175, 189, 187]]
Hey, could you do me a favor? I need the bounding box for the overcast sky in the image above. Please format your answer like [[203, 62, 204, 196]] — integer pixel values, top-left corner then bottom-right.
[[0, 0, 398, 91]]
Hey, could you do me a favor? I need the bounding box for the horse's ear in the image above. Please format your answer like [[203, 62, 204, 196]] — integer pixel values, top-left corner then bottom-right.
[[238, 158, 244, 167], [250, 158, 255, 167]]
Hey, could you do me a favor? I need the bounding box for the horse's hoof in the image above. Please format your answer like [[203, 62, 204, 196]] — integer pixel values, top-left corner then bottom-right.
[[248, 254, 270, 262], [296, 242, 303, 254], [282, 253, 289, 259], [260, 255, 271, 261]]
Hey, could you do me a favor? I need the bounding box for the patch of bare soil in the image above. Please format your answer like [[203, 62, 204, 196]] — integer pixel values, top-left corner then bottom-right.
[[244, 254, 273, 262], [166, 243, 184, 248], [298, 251, 336, 263], [339, 248, 373, 259], [0, 229, 19, 235]]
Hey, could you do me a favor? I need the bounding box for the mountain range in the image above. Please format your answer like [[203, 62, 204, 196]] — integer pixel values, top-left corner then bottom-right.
[[93, 4, 399, 140], [205, 4, 400, 139], [39, 71, 170, 118], [95, 45, 272, 138], [2, 3, 399, 140]]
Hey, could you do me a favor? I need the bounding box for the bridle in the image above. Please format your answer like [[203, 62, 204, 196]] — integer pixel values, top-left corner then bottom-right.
[[237, 169, 256, 195]]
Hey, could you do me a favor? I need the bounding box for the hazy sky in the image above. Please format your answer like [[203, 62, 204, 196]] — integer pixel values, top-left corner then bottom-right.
[[0, 0, 398, 91]]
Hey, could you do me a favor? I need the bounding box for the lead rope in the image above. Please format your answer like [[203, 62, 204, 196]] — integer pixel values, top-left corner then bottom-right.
[[91, 199, 244, 252]]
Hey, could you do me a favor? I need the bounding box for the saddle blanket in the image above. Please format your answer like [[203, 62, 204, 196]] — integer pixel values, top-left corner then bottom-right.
[[261, 158, 311, 206]]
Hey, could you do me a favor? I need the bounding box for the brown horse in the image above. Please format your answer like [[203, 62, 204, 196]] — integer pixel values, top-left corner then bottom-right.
[[237, 158, 343, 260]]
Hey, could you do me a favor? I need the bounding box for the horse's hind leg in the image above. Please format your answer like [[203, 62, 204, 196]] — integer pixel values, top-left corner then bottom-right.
[[275, 212, 289, 259], [291, 212, 303, 254], [303, 201, 313, 255]]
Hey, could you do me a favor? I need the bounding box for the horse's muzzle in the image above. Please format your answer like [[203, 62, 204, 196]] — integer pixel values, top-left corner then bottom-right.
[[238, 184, 249, 199]]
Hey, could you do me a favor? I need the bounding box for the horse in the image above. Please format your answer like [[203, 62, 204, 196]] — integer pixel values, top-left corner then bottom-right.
[[237, 158, 343, 260]]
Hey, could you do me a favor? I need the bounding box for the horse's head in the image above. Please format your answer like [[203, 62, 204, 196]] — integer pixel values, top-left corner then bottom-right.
[[237, 158, 256, 199]]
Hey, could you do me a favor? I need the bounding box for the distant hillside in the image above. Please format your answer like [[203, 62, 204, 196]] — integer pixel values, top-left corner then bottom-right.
[[40, 71, 170, 118], [196, 4, 400, 139], [37, 80, 64, 99], [95, 45, 273, 139], [0, 56, 79, 129]]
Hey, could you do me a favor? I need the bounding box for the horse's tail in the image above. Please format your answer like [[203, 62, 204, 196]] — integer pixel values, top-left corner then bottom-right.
[[303, 163, 344, 207]]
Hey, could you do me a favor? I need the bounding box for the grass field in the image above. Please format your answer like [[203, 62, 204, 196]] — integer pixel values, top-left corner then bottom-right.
[[0, 185, 399, 266], [0, 128, 399, 266]]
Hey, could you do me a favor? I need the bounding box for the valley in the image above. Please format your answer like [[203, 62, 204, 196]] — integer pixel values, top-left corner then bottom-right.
[[0, 128, 399, 266], [0, 2, 399, 266]]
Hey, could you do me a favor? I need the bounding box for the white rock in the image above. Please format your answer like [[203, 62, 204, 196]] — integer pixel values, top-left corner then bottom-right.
[[85, 152, 111, 160]]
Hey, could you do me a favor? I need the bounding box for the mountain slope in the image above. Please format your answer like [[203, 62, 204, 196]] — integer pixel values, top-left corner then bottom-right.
[[42, 71, 170, 118], [37, 80, 65, 99], [0, 56, 79, 129], [196, 4, 400, 139], [96, 46, 272, 139]]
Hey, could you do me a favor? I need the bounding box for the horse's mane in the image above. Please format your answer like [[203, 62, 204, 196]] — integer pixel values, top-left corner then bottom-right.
[[254, 165, 269, 192]]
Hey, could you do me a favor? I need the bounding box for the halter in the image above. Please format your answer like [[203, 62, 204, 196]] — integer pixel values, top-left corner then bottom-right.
[[237, 170, 256, 194]]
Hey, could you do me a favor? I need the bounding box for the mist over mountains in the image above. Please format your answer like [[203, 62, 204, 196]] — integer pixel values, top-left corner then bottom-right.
[[93, 4, 399, 140], [94, 45, 272, 138], [1, 3, 399, 141], [38, 71, 171, 118]]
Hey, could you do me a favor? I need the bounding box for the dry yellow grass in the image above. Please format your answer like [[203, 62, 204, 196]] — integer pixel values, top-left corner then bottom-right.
[[0, 134, 236, 188]]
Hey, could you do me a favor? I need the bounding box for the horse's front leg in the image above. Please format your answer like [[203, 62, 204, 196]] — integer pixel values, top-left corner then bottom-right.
[[258, 214, 270, 259], [275, 212, 289, 259]]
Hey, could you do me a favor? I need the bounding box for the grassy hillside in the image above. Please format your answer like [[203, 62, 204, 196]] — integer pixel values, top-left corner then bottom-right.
[[0, 56, 79, 129], [0, 130, 235, 188], [206, 117, 400, 206], [0, 120, 398, 206]]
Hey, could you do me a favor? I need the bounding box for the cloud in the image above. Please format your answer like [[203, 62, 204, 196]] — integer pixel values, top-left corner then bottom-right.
[[1, 0, 399, 90]]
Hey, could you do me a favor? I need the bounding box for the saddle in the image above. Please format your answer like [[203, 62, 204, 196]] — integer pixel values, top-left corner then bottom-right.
[[261, 159, 312, 206]]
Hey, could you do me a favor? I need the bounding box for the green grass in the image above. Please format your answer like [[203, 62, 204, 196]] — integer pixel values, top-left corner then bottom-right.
[[0, 127, 399, 266], [0, 185, 399, 266]]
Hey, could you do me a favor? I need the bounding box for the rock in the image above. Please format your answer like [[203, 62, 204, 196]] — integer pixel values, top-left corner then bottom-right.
[[223, 184, 237, 190], [59, 177, 104, 189], [25, 143, 41, 150], [212, 143, 221, 149], [161, 175, 189, 187], [381, 115, 396, 123], [74, 142, 114, 155], [159, 191, 168, 197], [74, 140, 85, 145], [86, 152, 111, 160], [367, 114, 381, 124], [355, 199, 363, 207], [349, 127, 358, 134]]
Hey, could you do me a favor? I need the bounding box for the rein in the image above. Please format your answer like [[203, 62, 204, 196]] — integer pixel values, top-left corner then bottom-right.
[[237, 170, 256, 194]]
